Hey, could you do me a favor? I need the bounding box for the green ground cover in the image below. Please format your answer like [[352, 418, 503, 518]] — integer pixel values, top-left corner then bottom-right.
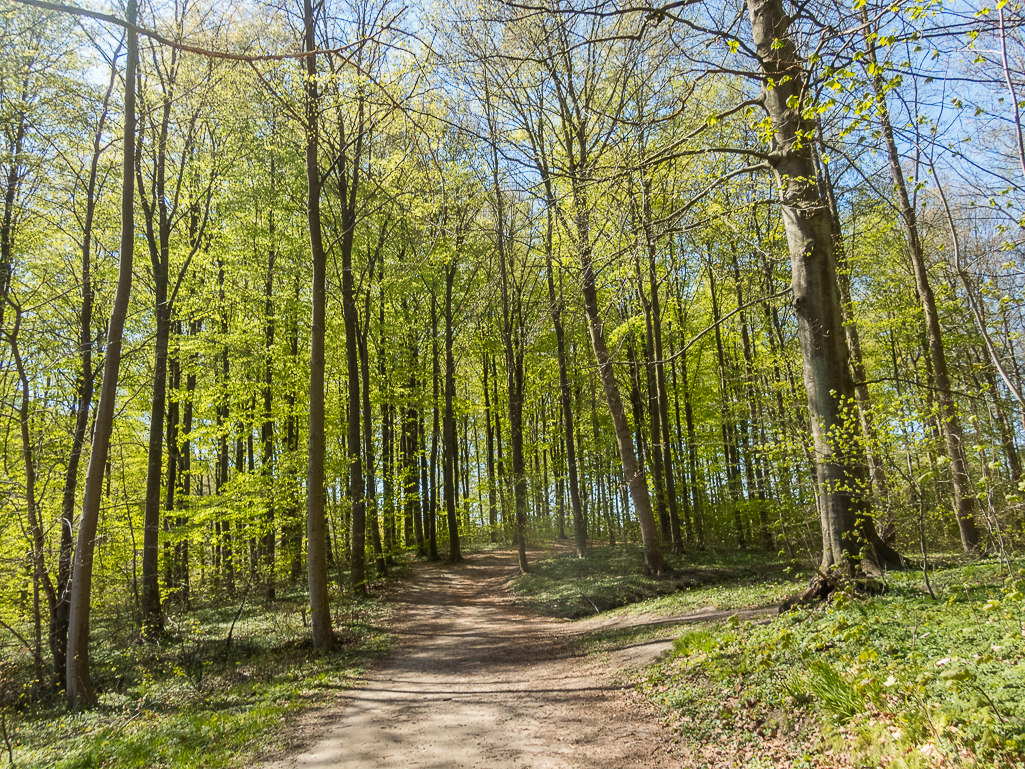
[[1, 577, 399, 769], [510, 542, 800, 617], [514, 545, 1025, 768]]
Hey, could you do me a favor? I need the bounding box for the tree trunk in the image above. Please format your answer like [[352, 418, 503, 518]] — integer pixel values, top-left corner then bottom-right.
[[67, 0, 137, 707], [817, 152, 891, 509], [404, 405, 423, 557], [140, 266, 169, 629], [543, 190, 586, 557], [482, 351, 499, 542], [428, 293, 441, 562], [177, 317, 198, 605], [262, 201, 276, 602], [862, 15, 980, 554], [357, 266, 385, 577], [443, 259, 462, 563], [10, 312, 56, 688], [419, 414, 432, 559], [637, 183, 684, 552], [708, 265, 745, 547], [215, 257, 234, 594], [303, 0, 334, 651], [730, 252, 773, 551], [573, 184, 669, 575], [164, 327, 181, 599], [747, 0, 897, 574], [635, 257, 670, 547]]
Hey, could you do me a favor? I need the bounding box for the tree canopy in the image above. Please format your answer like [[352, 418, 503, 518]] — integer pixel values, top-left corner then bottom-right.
[[1, 0, 1024, 710]]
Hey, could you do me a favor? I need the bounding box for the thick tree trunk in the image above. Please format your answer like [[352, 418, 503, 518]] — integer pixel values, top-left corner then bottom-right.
[[747, 0, 897, 574]]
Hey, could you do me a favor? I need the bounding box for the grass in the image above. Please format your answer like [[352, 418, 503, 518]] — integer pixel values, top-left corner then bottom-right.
[[513, 544, 1025, 768], [0, 570, 403, 769], [510, 541, 802, 618]]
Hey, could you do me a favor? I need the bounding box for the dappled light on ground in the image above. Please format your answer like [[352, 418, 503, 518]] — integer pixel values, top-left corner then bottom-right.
[[261, 551, 677, 768]]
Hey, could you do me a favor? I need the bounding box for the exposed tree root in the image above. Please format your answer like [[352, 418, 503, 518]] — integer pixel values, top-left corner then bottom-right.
[[778, 571, 885, 614]]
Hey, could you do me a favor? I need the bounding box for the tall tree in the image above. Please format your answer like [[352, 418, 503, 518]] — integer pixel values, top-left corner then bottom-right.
[[745, 0, 898, 575], [860, 12, 981, 554], [537, 9, 670, 575], [66, 0, 138, 708], [303, 0, 335, 652]]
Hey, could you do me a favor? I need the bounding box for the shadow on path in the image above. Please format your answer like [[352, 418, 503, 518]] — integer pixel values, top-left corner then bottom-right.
[[262, 550, 736, 769]]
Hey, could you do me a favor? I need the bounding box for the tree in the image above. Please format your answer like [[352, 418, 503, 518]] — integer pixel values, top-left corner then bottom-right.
[[540, 10, 669, 574], [66, 0, 138, 708], [136, 3, 220, 633], [302, 0, 335, 653], [745, 0, 897, 575]]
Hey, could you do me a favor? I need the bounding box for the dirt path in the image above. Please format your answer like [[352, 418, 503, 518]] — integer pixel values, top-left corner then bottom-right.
[[263, 551, 772, 769]]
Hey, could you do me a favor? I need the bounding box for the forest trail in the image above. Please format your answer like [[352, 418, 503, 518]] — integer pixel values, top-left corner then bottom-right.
[[259, 549, 749, 769]]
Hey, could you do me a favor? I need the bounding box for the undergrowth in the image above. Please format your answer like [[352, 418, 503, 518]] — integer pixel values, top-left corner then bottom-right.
[[0, 572, 402, 769], [513, 545, 1025, 767], [510, 542, 800, 618], [639, 558, 1025, 768]]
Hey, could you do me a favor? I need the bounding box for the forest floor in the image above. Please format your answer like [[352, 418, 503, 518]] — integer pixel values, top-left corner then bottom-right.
[[9, 543, 1018, 767], [259, 547, 772, 769]]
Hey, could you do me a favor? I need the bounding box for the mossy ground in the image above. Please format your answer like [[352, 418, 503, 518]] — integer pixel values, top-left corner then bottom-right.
[[0, 568, 404, 769], [513, 545, 1025, 768]]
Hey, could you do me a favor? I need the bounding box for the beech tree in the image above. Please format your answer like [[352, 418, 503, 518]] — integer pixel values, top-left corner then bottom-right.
[[66, 0, 138, 709], [744, 0, 898, 575]]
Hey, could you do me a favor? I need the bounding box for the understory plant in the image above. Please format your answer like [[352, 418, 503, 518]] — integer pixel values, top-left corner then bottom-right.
[[639, 558, 1025, 768]]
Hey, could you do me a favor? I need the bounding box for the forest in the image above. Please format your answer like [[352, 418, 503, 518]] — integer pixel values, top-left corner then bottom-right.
[[2, 0, 1025, 764]]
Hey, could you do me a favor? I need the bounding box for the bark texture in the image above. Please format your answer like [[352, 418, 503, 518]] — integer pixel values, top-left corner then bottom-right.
[[747, 0, 896, 574]]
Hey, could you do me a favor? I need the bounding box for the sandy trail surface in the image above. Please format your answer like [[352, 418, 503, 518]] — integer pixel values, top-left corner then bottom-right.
[[264, 551, 770, 769]]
